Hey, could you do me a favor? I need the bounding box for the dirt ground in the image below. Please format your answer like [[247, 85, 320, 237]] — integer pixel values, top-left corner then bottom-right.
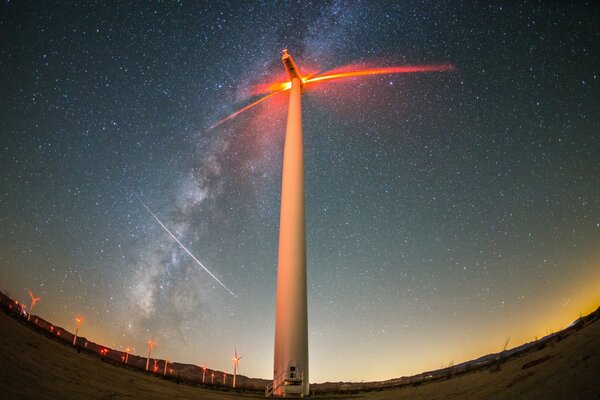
[[1, 309, 599, 399], [352, 319, 600, 400]]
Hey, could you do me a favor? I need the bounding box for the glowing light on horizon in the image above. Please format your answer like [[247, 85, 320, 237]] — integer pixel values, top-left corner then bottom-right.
[[137, 197, 237, 298], [208, 63, 456, 130]]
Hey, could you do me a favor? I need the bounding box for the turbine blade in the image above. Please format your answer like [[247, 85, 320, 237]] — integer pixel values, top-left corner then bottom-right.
[[305, 64, 456, 86], [208, 90, 285, 130], [207, 61, 455, 129]]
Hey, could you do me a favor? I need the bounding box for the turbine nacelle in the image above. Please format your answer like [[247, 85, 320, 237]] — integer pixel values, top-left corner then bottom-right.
[[281, 49, 303, 86]]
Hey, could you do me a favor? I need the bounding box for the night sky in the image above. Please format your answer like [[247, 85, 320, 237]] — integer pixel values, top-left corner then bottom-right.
[[1, 1, 599, 382]]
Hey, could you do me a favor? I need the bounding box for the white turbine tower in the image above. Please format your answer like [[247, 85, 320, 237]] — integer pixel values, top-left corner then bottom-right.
[[145, 338, 154, 372], [232, 348, 243, 388], [72, 315, 83, 346], [272, 49, 309, 397]]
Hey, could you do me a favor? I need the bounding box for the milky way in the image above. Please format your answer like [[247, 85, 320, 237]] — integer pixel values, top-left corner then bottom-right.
[[1, 2, 599, 381]]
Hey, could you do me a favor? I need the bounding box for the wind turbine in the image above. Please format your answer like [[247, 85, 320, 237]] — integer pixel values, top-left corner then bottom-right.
[[145, 338, 155, 372], [27, 290, 41, 322], [232, 348, 243, 388], [202, 363, 209, 383], [72, 315, 84, 346], [201, 363, 207, 383], [124, 347, 131, 364], [501, 337, 510, 353], [211, 50, 455, 397]]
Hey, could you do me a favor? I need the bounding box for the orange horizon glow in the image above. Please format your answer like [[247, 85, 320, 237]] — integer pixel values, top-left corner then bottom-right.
[[208, 63, 456, 130]]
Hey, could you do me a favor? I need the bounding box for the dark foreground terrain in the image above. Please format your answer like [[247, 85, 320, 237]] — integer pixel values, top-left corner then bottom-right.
[[1, 303, 599, 399]]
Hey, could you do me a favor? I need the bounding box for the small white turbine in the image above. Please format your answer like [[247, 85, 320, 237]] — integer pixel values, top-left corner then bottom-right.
[[145, 339, 155, 371], [27, 290, 41, 322], [202, 363, 207, 383], [232, 348, 243, 388], [72, 315, 83, 346]]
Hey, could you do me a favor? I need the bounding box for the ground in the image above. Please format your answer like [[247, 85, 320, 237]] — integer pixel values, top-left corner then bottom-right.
[[1, 309, 599, 399]]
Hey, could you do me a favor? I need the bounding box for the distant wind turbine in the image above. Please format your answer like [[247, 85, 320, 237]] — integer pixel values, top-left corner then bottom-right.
[[232, 348, 243, 388], [27, 290, 41, 322], [145, 338, 155, 371], [202, 363, 208, 383], [124, 347, 131, 364], [72, 315, 84, 346]]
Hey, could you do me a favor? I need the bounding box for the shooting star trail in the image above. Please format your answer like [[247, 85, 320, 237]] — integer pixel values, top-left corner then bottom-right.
[[137, 197, 237, 298]]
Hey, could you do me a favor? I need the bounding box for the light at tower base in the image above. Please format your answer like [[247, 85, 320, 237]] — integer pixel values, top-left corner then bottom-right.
[[272, 50, 309, 397]]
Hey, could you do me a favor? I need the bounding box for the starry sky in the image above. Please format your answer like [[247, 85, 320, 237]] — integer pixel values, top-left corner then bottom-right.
[[1, 1, 599, 383]]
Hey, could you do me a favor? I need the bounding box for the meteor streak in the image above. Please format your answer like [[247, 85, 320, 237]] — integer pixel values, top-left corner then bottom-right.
[[209, 62, 455, 130], [137, 197, 237, 298]]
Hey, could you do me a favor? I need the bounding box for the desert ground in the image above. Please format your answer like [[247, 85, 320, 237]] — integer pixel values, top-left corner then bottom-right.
[[1, 305, 599, 400]]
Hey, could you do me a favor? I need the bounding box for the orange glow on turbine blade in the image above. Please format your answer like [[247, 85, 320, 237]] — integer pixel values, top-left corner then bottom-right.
[[268, 81, 292, 92], [209, 90, 285, 130], [250, 70, 317, 96], [305, 64, 456, 85]]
